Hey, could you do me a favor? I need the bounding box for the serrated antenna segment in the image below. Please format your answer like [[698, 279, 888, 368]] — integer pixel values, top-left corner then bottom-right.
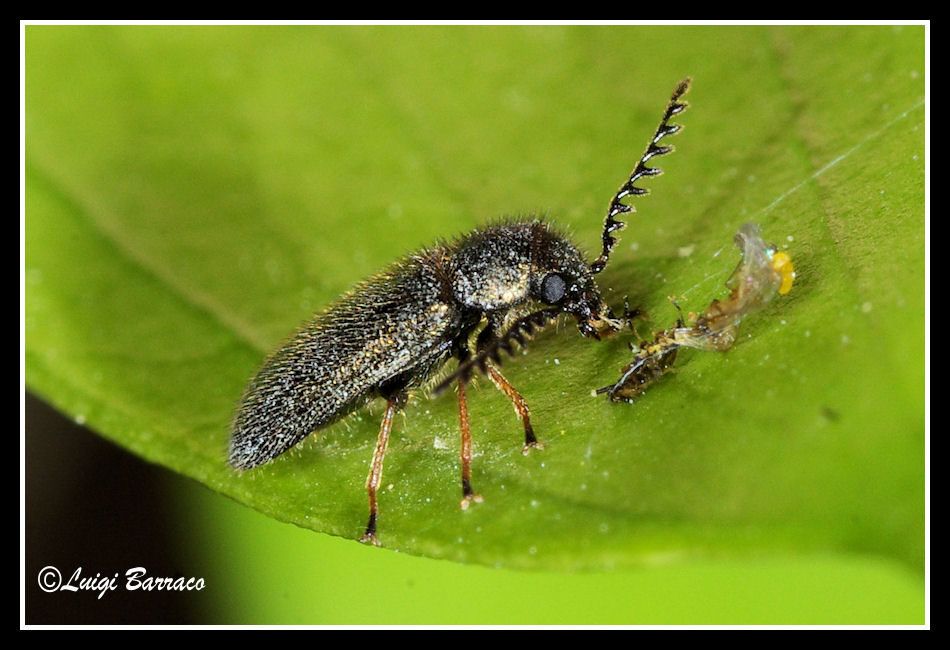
[[589, 78, 691, 275], [432, 308, 561, 396]]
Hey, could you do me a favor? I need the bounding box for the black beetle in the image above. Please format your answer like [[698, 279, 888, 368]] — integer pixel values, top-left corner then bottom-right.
[[230, 78, 691, 545]]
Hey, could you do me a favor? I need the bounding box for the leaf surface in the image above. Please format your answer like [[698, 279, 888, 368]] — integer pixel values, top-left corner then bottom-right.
[[26, 25, 925, 571]]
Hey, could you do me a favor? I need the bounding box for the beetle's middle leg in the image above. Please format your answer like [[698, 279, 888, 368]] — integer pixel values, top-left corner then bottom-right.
[[456, 374, 484, 510], [451, 340, 485, 510], [477, 315, 544, 454]]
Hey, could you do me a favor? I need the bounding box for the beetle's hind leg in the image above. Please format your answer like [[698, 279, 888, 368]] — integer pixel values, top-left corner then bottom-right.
[[359, 391, 406, 546]]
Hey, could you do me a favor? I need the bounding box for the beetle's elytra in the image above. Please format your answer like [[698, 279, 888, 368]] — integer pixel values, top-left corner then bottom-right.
[[230, 78, 692, 545]]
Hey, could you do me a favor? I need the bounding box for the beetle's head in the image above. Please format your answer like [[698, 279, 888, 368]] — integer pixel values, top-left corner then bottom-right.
[[531, 231, 623, 340], [561, 277, 623, 340]]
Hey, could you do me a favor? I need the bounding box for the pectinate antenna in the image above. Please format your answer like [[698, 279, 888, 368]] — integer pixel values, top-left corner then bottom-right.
[[589, 77, 691, 276], [432, 308, 561, 396]]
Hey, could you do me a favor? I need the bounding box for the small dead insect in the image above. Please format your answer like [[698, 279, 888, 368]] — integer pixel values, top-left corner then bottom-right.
[[597, 222, 796, 403], [230, 78, 692, 545]]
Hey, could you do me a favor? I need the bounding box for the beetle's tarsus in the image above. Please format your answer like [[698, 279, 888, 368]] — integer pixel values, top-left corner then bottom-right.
[[460, 493, 484, 510], [359, 531, 381, 547], [522, 440, 545, 455]]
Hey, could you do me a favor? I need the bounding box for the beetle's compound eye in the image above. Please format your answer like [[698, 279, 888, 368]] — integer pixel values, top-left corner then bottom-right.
[[540, 273, 567, 305]]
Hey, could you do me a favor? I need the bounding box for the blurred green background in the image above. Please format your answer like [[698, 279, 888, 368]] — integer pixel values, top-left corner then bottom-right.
[[25, 25, 926, 624]]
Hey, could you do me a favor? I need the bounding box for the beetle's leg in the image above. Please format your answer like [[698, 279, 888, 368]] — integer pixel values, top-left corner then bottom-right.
[[457, 376, 484, 510], [475, 314, 543, 454], [485, 361, 543, 454], [453, 343, 484, 509], [359, 393, 404, 546]]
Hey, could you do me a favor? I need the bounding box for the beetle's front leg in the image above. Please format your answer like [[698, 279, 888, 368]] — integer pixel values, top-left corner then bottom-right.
[[485, 361, 543, 454], [476, 315, 544, 454]]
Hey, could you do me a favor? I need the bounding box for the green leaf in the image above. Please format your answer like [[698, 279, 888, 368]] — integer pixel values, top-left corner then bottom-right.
[[26, 25, 924, 572]]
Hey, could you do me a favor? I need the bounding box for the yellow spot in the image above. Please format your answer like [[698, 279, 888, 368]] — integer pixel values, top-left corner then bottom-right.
[[771, 251, 796, 295]]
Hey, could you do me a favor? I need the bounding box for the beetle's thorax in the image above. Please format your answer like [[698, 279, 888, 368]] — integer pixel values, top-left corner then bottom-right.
[[448, 220, 590, 312]]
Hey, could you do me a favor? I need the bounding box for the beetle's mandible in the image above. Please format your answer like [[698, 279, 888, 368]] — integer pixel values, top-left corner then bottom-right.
[[230, 78, 692, 545]]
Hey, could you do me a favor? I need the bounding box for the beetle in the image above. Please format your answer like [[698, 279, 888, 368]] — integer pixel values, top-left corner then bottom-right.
[[229, 78, 692, 545]]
